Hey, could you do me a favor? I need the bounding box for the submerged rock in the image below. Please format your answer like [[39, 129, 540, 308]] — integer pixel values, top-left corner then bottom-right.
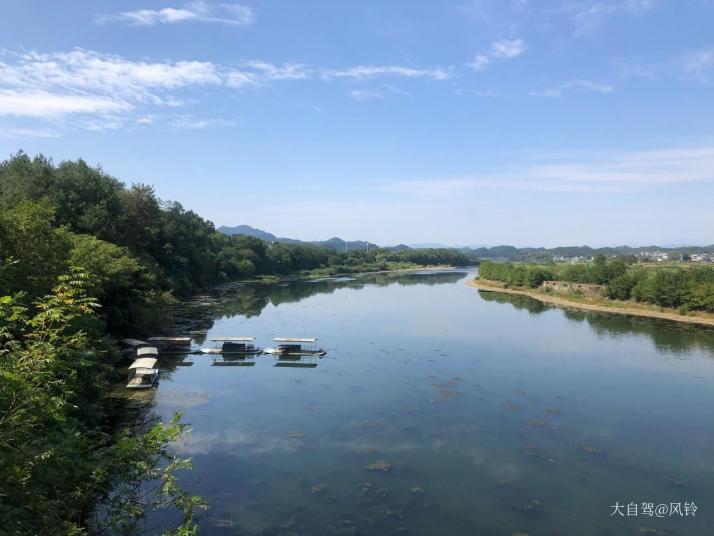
[[311, 483, 328, 494], [579, 443, 603, 456], [364, 459, 391, 472]]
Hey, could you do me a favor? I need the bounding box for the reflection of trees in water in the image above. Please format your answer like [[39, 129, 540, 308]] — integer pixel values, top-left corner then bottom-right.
[[174, 271, 469, 337], [476, 290, 714, 356], [477, 290, 548, 314], [563, 310, 714, 356]]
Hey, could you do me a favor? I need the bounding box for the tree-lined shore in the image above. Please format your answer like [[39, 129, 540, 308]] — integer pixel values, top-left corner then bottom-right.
[[475, 257, 714, 325]]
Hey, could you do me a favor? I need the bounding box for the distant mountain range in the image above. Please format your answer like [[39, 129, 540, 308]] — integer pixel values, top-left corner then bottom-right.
[[218, 225, 714, 261], [217, 225, 380, 252]]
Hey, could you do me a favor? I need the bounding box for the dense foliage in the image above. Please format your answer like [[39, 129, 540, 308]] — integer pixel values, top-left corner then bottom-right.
[[1, 152, 469, 334], [479, 257, 714, 313], [0, 273, 204, 535]]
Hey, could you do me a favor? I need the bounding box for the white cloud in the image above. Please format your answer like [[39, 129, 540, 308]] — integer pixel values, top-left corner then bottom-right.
[[530, 79, 614, 97], [324, 65, 453, 81], [468, 38, 525, 71], [620, 47, 714, 85], [0, 126, 59, 139], [0, 50, 222, 102], [347, 85, 409, 101], [379, 144, 714, 196], [558, 0, 657, 35], [456, 88, 502, 97], [98, 1, 254, 27], [0, 48, 453, 130], [679, 47, 714, 82], [225, 61, 312, 89], [0, 89, 130, 118], [348, 88, 386, 101], [170, 115, 238, 129]]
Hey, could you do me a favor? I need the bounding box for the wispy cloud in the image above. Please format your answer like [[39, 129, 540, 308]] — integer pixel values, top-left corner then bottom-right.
[[324, 65, 453, 81], [378, 144, 714, 196], [0, 89, 130, 118], [469, 38, 525, 71], [456, 88, 502, 98], [97, 1, 254, 27], [555, 0, 657, 35], [618, 47, 714, 85], [530, 79, 614, 97], [678, 47, 714, 82], [347, 85, 409, 101], [348, 88, 386, 101], [170, 115, 238, 129], [0, 126, 59, 139], [0, 48, 451, 130]]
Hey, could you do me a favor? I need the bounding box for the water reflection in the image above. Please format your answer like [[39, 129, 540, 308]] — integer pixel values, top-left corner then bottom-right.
[[175, 270, 469, 340], [476, 289, 714, 356], [142, 270, 714, 535]]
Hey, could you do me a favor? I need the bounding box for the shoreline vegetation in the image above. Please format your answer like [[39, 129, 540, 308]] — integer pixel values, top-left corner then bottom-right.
[[469, 278, 714, 327], [471, 260, 714, 327]]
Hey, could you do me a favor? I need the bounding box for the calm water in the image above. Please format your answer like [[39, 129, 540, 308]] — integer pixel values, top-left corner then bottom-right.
[[143, 269, 714, 535]]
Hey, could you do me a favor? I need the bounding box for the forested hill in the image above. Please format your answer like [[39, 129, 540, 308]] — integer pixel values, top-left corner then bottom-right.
[[220, 225, 714, 261], [218, 224, 380, 252], [0, 152, 470, 336], [460, 244, 714, 262]]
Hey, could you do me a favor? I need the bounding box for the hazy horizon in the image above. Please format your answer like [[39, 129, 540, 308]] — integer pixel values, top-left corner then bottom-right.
[[2, 1, 713, 246]]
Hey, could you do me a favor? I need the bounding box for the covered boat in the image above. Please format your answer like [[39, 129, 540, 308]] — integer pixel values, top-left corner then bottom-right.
[[201, 337, 262, 355], [126, 357, 159, 389], [264, 337, 326, 356]]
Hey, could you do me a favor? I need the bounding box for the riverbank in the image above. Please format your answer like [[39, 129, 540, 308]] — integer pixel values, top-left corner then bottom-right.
[[469, 278, 714, 327], [246, 264, 462, 284]]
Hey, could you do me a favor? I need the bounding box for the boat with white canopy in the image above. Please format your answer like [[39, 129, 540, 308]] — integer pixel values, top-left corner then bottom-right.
[[201, 337, 263, 355], [126, 357, 159, 389], [264, 337, 326, 356]]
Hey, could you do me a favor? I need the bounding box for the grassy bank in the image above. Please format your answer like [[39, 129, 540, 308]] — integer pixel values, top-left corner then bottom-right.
[[469, 278, 714, 327]]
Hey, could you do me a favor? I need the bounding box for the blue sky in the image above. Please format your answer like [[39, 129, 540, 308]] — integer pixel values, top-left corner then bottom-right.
[[1, 0, 713, 247]]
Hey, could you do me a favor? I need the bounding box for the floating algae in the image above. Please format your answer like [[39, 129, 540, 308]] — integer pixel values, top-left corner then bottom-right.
[[525, 419, 547, 428], [158, 389, 211, 409], [352, 419, 379, 428]]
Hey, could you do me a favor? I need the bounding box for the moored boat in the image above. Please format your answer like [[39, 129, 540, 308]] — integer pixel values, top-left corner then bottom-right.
[[126, 357, 159, 389], [201, 337, 263, 355], [264, 337, 326, 356]]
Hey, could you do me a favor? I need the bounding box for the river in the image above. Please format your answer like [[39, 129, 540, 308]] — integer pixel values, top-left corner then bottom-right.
[[143, 269, 714, 535]]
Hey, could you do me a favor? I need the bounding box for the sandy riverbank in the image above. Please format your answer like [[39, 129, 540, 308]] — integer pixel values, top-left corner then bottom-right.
[[468, 278, 714, 327]]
